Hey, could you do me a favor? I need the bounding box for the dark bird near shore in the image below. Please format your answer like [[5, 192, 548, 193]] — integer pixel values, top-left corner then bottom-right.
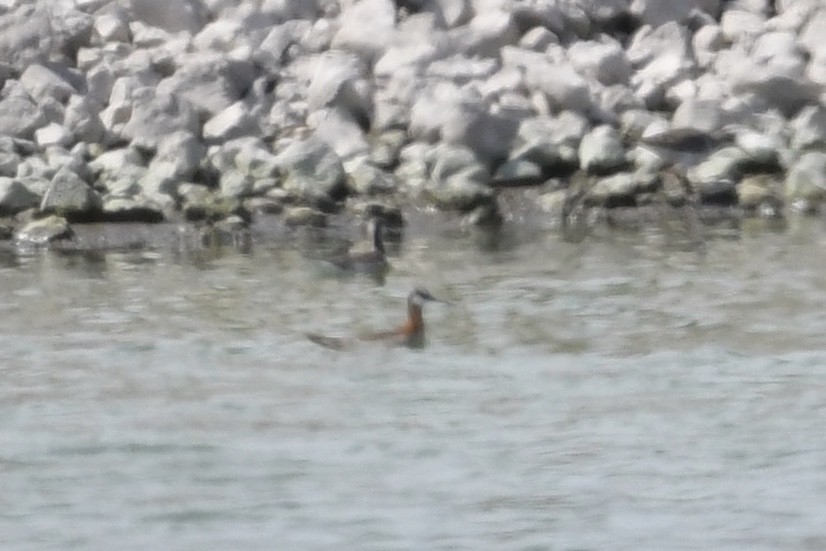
[[307, 288, 446, 349], [326, 217, 388, 274]]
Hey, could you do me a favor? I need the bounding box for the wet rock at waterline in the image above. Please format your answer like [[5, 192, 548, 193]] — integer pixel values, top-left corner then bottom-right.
[[0, 0, 821, 243]]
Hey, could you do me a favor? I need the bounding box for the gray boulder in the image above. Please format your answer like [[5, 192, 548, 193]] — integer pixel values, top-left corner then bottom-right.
[[276, 136, 347, 201], [156, 54, 256, 115], [0, 177, 40, 214], [128, 0, 206, 34], [785, 151, 826, 205], [20, 64, 77, 104], [16, 215, 74, 246], [40, 167, 103, 219], [121, 89, 200, 150], [579, 125, 628, 175], [0, 92, 46, 140], [203, 101, 259, 143]]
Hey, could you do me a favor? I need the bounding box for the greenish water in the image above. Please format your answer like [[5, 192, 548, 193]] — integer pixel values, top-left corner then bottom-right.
[[1, 215, 825, 550]]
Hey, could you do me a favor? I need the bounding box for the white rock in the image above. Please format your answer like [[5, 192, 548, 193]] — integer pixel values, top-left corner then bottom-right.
[[579, 125, 627, 174], [331, 0, 396, 59], [727, 0, 772, 13], [89, 147, 146, 180], [567, 37, 631, 86], [275, 136, 347, 199], [260, 0, 319, 21], [631, 53, 695, 109], [791, 105, 826, 150], [374, 41, 446, 79], [35, 123, 73, 149], [308, 107, 369, 160], [41, 167, 102, 216], [627, 22, 691, 68], [19, 65, 76, 103], [630, 0, 720, 27], [0, 6, 52, 70], [307, 51, 371, 122], [506, 50, 593, 113], [203, 101, 259, 142], [692, 24, 725, 68], [122, 89, 200, 150], [452, 10, 519, 58], [720, 9, 766, 44], [343, 157, 398, 195], [798, 6, 826, 60], [426, 55, 498, 83], [94, 13, 130, 43], [511, 113, 587, 172], [672, 98, 728, 133], [86, 63, 115, 107], [64, 96, 106, 144], [785, 151, 826, 203], [519, 26, 559, 51], [157, 54, 256, 115], [128, 0, 206, 34], [152, 131, 205, 180], [0, 92, 46, 140]]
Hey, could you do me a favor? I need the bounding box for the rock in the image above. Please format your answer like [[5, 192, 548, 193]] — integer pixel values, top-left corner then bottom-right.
[[128, 0, 206, 34], [0, 92, 46, 140], [588, 172, 639, 207], [738, 174, 782, 212], [692, 24, 726, 68], [89, 147, 146, 181], [16, 215, 74, 245], [452, 10, 520, 58], [567, 37, 631, 86], [64, 96, 106, 144], [785, 151, 826, 205], [0, 177, 40, 214], [40, 167, 103, 220], [156, 54, 256, 115], [203, 101, 259, 142], [307, 51, 372, 126], [687, 147, 750, 185], [20, 64, 77, 104], [152, 131, 205, 181], [511, 113, 586, 175], [627, 21, 691, 68], [219, 169, 253, 198], [579, 125, 628, 175], [0, 151, 19, 177], [791, 105, 826, 151], [121, 89, 200, 150], [671, 98, 728, 134], [309, 107, 370, 160], [427, 144, 493, 211], [331, 0, 396, 60], [519, 27, 559, 51], [283, 206, 327, 227], [0, 6, 53, 70], [491, 157, 543, 187], [34, 123, 74, 149], [720, 9, 766, 43], [630, 0, 720, 26], [276, 136, 347, 201], [94, 13, 131, 43], [344, 158, 398, 195]]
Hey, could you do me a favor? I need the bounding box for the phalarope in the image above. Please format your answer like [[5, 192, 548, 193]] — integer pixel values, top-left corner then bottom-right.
[[307, 288, 445, 349]]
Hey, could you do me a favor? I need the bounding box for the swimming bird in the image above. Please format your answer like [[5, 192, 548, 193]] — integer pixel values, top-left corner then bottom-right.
[[307, 288, 445, 349], [326, 217, 388, 274]]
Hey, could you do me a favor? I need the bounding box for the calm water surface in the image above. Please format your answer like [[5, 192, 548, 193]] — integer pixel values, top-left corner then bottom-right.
[[1, 215, 825, 550]]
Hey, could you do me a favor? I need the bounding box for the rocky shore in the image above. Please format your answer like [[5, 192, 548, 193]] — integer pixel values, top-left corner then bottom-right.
[[0, 0, 825, 248]]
